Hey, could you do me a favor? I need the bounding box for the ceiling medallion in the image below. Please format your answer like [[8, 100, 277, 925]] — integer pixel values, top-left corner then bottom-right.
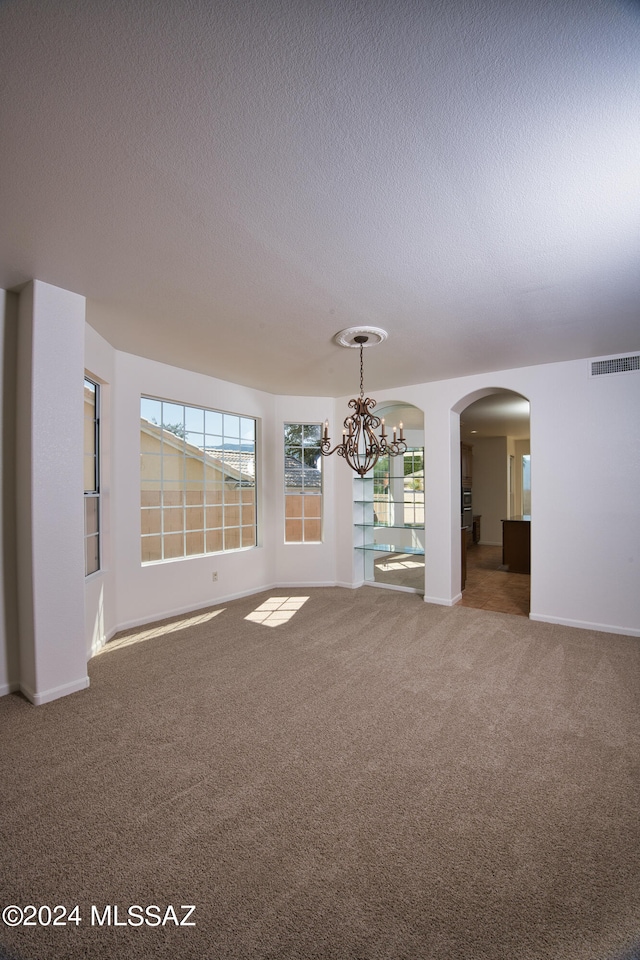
[[334, 326, 388, 348], [320, 328, 406, 477]]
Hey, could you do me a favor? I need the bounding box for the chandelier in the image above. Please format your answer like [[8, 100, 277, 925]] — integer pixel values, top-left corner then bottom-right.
[[320, 327, 406, 477]]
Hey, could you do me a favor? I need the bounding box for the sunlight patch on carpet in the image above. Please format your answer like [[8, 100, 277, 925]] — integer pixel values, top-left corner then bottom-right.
[[245, 596, 309, 627], [101, 609, 225, 653]]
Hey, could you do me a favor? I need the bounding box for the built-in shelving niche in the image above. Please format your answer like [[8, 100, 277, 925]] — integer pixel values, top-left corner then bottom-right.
[[354, 445, 425, 594]]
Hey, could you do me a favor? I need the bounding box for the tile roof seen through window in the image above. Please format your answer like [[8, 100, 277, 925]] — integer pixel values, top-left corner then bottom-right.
[[285, 455, 322, 488], [205, 448, 256, 479]]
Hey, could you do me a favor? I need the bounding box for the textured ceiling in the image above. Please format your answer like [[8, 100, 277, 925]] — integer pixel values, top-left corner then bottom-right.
[[460, 391, 530, 441], [1, 0, 638, 396]]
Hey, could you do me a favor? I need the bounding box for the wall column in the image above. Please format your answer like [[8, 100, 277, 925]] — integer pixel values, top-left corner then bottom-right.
[[421, 405, 459, 605], [16, 280, 89, 704]]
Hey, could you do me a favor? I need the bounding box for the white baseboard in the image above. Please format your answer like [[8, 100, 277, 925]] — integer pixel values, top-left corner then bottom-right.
[[113, 581, 343, 635], [115, 584, 277, 634], [0, 681, 20, 698], [424, 593, 462, 606], [20, 675, 90, 706], [274, 581, 341, 589], [529, 613, 640, 638], [89, 625, 119, 658]]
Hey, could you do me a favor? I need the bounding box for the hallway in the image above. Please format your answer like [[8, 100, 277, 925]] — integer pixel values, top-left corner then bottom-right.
[[458, 543, 530, 617]]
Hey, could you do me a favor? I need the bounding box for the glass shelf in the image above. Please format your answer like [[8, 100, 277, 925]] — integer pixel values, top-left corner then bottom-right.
[[354, 522, 423, 529], [355, 542, 425, 555]]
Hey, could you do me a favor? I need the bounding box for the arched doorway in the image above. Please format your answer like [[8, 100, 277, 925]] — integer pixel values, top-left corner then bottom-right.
[[455, 389, 531, 616], [359, 401, 425, 594]]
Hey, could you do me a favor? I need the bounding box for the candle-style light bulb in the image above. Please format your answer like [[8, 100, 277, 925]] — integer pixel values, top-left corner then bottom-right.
[[381, 418, 386, 438], [393, 425, 397, 442], [399, 421, 404, 441], [323, 419, 329, 440]]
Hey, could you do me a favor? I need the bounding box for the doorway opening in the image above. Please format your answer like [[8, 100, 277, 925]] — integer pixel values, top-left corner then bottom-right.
[[457, 389, 531, 616]]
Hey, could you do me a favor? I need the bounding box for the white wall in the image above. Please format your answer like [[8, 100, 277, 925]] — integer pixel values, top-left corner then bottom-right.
[[15, 281, 89, 704], [527, 361, 639, 634], [0, 290, 19, 696], [360, 360, 640, 635], [110, 350, 279, 630], [472, 436, 509, 545], [274, 395, 338, 587]]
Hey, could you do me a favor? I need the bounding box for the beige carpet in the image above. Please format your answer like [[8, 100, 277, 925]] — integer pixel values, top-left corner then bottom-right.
[[1, 586, 639, 960]]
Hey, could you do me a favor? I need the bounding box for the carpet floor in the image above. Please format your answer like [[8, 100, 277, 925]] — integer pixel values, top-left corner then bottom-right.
[[1, 586, 639, 960]]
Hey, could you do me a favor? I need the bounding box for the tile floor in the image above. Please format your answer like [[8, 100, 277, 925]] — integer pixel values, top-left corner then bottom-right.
[[458, 543, 530, 617]]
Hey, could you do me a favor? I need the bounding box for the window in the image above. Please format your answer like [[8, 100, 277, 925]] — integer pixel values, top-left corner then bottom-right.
[[140, 397, 257, 563], [373, 453, 391, 525], [522, 454, 531, 516], [284, 424, 322, 542], [372, 448, 424, 527], [402, 448, 424, 527], [84, 377, 100, 576]]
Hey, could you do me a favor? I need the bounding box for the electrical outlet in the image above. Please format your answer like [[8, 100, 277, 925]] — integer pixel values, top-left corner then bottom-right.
[[212, 571, 218, 582]]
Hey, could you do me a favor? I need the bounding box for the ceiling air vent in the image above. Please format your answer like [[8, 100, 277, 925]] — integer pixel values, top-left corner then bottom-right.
[[588, 353, 640, 378]]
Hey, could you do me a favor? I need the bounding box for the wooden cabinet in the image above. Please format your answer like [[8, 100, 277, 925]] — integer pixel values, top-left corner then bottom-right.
[[461, 527, 467, 590], [472, 515, 481, 544], [461, 443, 473, 487], [501, 518, 530, 574]]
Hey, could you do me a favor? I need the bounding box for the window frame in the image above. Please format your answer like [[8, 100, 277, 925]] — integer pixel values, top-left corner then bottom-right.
[[283, 422, 323, 544], [140, 396, 258, 564], [401, 448, 425, 527], [84, 376, 100, 577], [372, 447, 424, 528]]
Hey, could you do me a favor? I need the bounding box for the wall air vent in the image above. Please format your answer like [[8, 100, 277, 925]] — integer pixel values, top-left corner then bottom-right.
[[588, 353, 640, 378]]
